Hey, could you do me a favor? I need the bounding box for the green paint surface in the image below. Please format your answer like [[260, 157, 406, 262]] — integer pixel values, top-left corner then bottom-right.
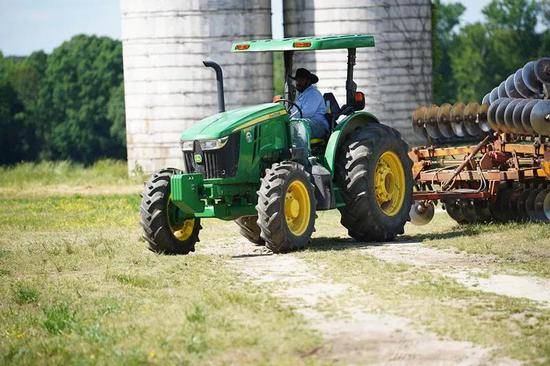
[[231, 34, 375, 52], [180, 103, 287, 140]]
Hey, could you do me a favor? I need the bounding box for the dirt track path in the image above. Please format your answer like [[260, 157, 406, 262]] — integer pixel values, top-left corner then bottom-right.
[[361, 242, 550, 306], [199, 240, 518, 365]]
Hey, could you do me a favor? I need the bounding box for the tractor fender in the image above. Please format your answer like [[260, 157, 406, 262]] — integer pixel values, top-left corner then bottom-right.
[[323, 111, 380, 176]]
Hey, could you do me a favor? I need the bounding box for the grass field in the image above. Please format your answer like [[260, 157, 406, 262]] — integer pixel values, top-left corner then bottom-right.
[[0, 161, 549, 365]]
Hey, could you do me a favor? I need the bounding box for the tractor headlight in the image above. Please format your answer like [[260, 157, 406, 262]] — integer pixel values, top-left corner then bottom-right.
[[181, 140, 194, 151], [200, 136, 228, 151]]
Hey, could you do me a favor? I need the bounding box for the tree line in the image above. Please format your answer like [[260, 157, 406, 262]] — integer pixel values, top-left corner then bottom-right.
[[0, 35, 125, 165], [433, 0, 549, 104], [0, 0, 549, 165]]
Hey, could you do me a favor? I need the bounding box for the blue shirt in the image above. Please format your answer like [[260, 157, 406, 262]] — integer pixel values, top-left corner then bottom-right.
[[292, 85, 329, 130]]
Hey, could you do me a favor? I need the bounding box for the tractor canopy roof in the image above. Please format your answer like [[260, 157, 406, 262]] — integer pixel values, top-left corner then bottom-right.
[[231, 34, 375, 52]]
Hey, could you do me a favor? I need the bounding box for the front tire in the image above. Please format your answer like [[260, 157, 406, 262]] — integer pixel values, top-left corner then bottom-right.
[[140, 168, 201, 255], [256, 162, 316, 253], [336, 123, 413, 242]]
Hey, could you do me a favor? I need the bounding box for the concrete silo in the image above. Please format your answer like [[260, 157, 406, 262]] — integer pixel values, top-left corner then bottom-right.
[[121, 0, 273, 173], [284, 0, 432, 145]]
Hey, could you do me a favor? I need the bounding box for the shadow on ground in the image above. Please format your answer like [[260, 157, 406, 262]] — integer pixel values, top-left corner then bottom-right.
[[228, 222, 490, 258], [301, 226, 481, 253]]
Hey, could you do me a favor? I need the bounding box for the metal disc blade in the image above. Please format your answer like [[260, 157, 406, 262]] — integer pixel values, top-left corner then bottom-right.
[[409, 201, 435, 226], [489, 88, 499, 103], [511, 99, 529, 134], [504, 99, 521, 134], [412, 106, 429, 139], [525, 185, 544, 221], [544, 190, 550, 221], [473, 200, 492, 223], [516, 187, 532, 222], [534, 57, 550, 83], [502, 186, 523, 221], [450, 103, 466, 137], [497, 81, 507, 98], [521, 100, 538, 134], [460, 200, 479, 224], [463, 102, 482, 136], [491, 186, 514, 222], [488, 99, 505, 132], [478, 103, 491, 132], [425, 105, 442, 139], [495, 98, 512, 133], [444, 200, 468, 224], [522, 61, 543, 94], [436, 103, 454, 138], [514, 68, 535, 98], [530, 100, 550, 136], [412, 106, 425, 125], [534, 188, 550, 222], [505, 74, 522, 98], [481, 93, 490, 105]]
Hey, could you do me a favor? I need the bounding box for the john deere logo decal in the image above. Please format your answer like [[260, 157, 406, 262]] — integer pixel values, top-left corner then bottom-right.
[[194, 154, 203, 164]]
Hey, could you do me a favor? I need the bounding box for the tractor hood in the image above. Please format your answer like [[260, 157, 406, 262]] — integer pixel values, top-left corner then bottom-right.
[[180, 103, 287, 141]]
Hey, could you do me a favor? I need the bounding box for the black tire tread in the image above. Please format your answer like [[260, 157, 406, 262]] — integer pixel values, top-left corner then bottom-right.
[[139, 168, 200, 255], [256, 161, 316, 253], [335, 123, 413, 242]]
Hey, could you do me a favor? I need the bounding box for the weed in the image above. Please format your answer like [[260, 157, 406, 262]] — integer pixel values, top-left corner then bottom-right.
[[12, 282, 39, 304], [42, 303, 75, 335], [112, 273, 153, 288], [186, 305, 207, 324]]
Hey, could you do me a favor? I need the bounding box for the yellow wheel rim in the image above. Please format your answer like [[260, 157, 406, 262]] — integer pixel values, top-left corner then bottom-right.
[[171, 218, 195, 241], [284, 180, 311, 236], [374, 151, 406, 216], [167, 194, 195, 242]]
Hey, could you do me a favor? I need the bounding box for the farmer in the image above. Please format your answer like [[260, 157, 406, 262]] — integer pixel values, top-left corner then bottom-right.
[[290, 68, 329, 139]]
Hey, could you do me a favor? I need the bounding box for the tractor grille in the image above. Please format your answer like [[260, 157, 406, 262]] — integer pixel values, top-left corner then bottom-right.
[[182, 133, 240, 179]]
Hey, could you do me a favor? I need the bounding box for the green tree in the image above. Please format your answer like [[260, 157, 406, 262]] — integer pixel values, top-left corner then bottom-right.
[[5, 51, 48, 160], [432, 0, 466, 104], [0, 51, 47, 163], [449, 0, 548, 102], [107, 83, 127, 158], [38, 34, 125, 163], [0, 55, 26, 164], [450, 23, 492, 101]]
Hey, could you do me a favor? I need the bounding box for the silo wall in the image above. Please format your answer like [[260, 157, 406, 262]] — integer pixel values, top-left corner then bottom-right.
[[121, 0, 273, 173], [284, 0, 432, 145]]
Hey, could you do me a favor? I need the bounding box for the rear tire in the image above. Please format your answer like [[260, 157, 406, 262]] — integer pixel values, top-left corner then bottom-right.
[[140, 168, 201, 255], [256, 161, 316, 253], [235, 216, 265, 245], [336, 123, 413, 242]]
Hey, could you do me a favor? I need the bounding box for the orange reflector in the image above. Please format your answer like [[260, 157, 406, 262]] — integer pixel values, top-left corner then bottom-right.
[[355, 92, 365, 102], [235, 44, 250, 50], [293, 41, 312, 48]]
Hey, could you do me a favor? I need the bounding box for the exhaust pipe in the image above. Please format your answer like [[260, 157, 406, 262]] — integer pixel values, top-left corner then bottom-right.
[[203, 60, 225, 113]]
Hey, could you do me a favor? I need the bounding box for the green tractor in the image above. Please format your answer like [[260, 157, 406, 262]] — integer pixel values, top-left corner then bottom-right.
[[140, 34, 413, 254]]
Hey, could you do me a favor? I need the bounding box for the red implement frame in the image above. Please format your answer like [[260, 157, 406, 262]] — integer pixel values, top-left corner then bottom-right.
[[410, 135, 549, 202]]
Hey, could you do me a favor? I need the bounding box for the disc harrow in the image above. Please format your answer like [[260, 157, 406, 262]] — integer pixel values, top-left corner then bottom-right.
[[412, 102, 488, 143], [409, 57, 550, 226]]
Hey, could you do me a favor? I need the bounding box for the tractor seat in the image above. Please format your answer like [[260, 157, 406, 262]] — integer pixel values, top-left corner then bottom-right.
[[323, 92, 341, 131]]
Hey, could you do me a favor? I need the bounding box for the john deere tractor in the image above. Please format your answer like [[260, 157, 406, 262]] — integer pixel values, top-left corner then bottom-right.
[[140, 34, 413, 254]]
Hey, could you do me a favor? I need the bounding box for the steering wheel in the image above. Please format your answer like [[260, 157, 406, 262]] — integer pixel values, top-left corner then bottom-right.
[[277, 98, 303, 119]]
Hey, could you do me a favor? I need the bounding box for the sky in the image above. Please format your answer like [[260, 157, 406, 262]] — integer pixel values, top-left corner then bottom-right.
[[0, 0, 491, 56]]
